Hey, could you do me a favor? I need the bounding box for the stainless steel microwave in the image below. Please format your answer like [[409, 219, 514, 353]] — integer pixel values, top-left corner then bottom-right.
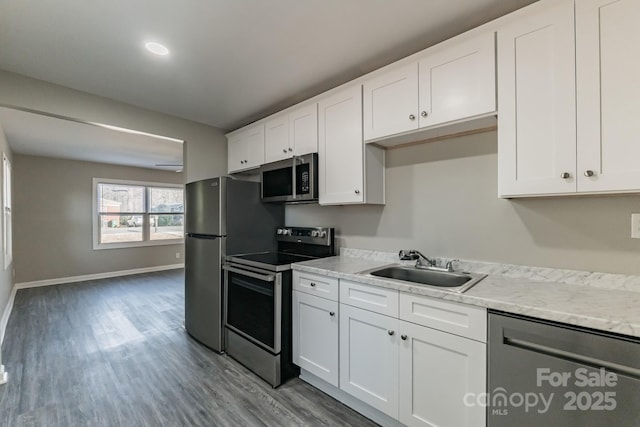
[[260, 153, 318, 203]]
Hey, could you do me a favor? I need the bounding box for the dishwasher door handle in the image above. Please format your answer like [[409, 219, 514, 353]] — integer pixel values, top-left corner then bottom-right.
[[504, 336, 640, 380]]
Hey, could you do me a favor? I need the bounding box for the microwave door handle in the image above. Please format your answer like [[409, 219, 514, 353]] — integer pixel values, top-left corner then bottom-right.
[[292, 156, 297, 199]]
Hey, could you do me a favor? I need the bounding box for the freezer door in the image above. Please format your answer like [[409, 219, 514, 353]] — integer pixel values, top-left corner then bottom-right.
[[185, 178, 222, 236], [185, 235, 223, 352]]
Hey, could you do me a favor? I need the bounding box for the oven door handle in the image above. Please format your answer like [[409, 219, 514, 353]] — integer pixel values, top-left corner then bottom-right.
[[223, 265, 276, 282]]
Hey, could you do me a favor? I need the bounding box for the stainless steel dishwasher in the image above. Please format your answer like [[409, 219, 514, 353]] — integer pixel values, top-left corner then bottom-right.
[[488, 311, 640, 426]]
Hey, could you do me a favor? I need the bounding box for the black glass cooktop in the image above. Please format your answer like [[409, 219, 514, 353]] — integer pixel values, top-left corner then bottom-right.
[[229, 251, 316, 268], [234, 252, 315, 265]]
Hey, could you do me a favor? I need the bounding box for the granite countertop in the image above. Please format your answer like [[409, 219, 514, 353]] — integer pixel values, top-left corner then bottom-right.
[[292, 250, 640, 339]]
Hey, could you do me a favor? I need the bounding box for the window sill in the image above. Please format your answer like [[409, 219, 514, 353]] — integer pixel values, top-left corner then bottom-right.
[[93, 238, 184, 251]]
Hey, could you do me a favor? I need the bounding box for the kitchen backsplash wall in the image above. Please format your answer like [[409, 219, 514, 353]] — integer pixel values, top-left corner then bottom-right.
[[286, 130, 640, 275]]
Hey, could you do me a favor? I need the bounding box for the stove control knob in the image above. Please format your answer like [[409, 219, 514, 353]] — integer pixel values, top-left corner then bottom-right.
[[277, 228, 284, 235], [318, 230, 327, 238], [282, 228, 291, 235], [311, 230, 319, 237]]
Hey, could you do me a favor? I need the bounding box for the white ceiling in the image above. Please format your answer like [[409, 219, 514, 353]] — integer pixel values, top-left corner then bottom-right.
[[0, 107, 183, 171], [0, 0, 537, 132]]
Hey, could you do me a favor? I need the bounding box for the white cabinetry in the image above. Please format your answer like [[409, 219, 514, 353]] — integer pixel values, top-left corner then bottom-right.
[[329, 276, 487, 427], [265, 104, 318, 163], [227, 124, 265, 174], [363, 63, 419, 141], [363, 32, 496, 145], [498, 0, 640, 197], [576, 0, 640, 192], [340, 304, 399, 418], [292, 271, 339, 387], [398, 320, 486, 427], [318, 85, 385, 205]]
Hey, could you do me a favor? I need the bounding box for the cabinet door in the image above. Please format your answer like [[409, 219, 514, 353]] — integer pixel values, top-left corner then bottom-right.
[[227, 133, 248, 174], [399, 320, 486, 427], [265, 115, 289, 163], [418, 32, 495, 128], [244, 124, 265, 169], [363, 63, 419, 141], [290, 103, 318, 156], [292, 291, 339, 386], [576, 0, 640, 192], [339, 304, 398, 418], [497, 0, 577, 197], [318, 86, 364, 205]]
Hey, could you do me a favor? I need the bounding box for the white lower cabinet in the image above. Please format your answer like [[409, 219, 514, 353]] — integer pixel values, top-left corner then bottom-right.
[[292, 290, 339, 386], [339, 304, 399, 418], [398, 320, 486, 427], [294, 272, 487, 427]]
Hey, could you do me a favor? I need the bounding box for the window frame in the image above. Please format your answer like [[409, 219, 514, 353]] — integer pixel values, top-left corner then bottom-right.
[[92, 177, 184, 250], [3, 153, 12, 269]]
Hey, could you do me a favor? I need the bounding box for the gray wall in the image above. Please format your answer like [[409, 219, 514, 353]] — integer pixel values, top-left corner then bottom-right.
[[13, 154, 184, 283], [0, 125, 13, 338], [0, 70, 227, 183], [287, 131, 640, 275]]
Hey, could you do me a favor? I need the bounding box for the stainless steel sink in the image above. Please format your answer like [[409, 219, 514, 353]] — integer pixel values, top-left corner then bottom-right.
[[358, 265, 486, 293]]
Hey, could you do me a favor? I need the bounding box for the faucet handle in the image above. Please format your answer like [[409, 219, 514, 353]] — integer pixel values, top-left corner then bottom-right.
[[445, 259, 459, 272]]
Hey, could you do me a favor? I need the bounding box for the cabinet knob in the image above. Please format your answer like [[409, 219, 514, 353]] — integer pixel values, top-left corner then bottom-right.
[[310, 282, 316, 287], [288, 147, 293, 152], [354, 190, 360, 195], [560, 172, 571, 179], [421, 111, 428, 117], [409, 114, 416, 121], [283, 149, 287, 153], [584, 170, 595, 177], [387, 330, 395, 336], [329, 311, 335, 317], [401, 334, 408, 340]]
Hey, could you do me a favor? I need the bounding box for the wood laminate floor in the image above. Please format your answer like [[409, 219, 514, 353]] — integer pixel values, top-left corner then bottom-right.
[[0, 270, 377, 427]]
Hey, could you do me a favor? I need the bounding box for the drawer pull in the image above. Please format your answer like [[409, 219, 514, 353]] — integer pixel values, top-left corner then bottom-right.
[[310, 282, 316, 287], [329, 311, 335, 317], [401, 334, 408, 340], [387, 330, 395, 336]]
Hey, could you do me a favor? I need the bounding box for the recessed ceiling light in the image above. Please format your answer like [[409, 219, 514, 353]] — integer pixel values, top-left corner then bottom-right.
[[145, 41, 169, 56]]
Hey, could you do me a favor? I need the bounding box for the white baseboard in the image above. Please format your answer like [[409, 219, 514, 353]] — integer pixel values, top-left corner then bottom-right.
[[0, 284, 17, 346], [15, 263, 184, 290]]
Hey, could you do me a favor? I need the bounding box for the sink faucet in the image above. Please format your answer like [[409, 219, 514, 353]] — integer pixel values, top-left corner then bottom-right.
[[398, 249, 436, 267], [398, 250, 458, 272]]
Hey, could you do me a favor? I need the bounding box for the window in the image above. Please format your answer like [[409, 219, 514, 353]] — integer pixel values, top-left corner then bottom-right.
[[93, 178, 183, 249], [3, 153, 11, 269]]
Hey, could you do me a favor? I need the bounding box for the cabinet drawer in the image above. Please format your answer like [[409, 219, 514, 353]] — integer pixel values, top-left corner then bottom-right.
[[293, 271, 339, 301], [399, 292, 486, 342], [340, 280, 399, 317]]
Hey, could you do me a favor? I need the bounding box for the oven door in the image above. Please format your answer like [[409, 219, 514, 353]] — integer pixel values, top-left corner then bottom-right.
[[223, 264, 282, 354]]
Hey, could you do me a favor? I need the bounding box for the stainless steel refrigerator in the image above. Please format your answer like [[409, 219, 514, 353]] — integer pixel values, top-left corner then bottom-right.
[[185, 177, 284, 352]]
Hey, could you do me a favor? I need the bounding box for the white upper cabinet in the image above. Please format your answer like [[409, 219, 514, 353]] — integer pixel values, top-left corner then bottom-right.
[[419, 32, 496, 128], [499, 0, 640, 197], [289, 103, 318, 157], [265, 104, 318, 164], [264, 114, 289, 163], [319, 85, 385, 205], [576, 0, 640, 192], [227, 124, 265, 174], [497, 0, 577, 197], [363, 63, 419, 141], [363, 32, 496, 145]]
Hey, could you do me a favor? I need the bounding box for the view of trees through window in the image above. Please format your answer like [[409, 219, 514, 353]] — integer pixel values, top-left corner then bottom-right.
[[97, 182, 184, 245]]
